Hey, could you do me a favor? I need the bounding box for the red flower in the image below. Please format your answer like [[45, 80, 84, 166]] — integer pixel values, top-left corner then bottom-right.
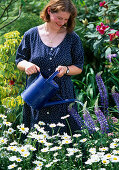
[[109, 30, 119, 41], [96, 23, 109, 35], [99, 1, 106, 7], [99, 1, 108, 8], [9, 80, 15, 85], [116, 31, 119, 37]]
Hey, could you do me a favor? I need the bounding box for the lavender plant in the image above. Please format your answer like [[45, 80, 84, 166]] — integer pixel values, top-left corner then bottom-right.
[[94, 98, 109, 134], [111, 86, 119, 112], [95, 71, 109, 116], [68, 105, 85, 130], [83, 101, 96, 133]]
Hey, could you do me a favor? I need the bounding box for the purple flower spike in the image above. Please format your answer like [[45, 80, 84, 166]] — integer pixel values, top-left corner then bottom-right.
[[83, 101, 96, 133], [95, 71, 109, 116], [107, 54, 117, 62], [111, 86, 119, 112], [68, 106, 85, 130], [94, 98, 109, 133]]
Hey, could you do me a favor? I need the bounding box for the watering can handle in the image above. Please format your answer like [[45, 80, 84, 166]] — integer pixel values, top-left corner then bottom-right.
[[47, 70, 59, 82]]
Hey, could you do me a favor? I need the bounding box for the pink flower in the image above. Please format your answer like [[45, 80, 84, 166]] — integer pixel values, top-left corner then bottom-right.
[[108, 132, 114, 136], [107, 54, 117, 62], [109, 30, 119, 41], [99, 1, 106, 7], [96, 23, 109, 35], [116, 31, 119, 37], [111, 117, 118, 123], [99, 1, 108, 8]]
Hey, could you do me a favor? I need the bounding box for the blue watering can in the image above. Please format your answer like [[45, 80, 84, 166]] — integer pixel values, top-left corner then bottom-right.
[[21, 71, 83, 110]]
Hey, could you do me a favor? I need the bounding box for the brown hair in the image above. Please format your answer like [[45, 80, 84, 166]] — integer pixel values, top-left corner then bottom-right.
[[40, 0, 77, 33]]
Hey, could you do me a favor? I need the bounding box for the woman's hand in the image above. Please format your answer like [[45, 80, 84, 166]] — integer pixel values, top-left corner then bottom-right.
[[56, 65, 67, 78], [25, 62, 40, 75]]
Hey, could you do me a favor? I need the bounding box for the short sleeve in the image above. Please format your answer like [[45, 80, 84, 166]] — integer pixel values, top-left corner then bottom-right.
[[15, 32, 31, 65], [71, 33, 84, 70]]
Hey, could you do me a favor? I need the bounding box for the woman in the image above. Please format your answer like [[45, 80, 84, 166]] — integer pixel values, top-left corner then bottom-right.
[[16, 0, 84, 135]]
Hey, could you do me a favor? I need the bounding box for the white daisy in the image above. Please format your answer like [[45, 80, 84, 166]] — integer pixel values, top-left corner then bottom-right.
[[85, 159, 92, 165], [110, 142, 118, 148], [38, 121, 46, 126], [18, 146, 28, 154], [7, 146, 18, 152], [8, 163, 17, 169], [50, 146, 62, 151], [90, 154, 100, 162], [45, 162, 53, 168], [62, 139, 72, 145], [44, 142, 53, 147], [61, 133, 71, 140], [33, 160, 43, 167], [89, 148, 96, 154], [41, 147, 49, 152], [21, 151, 30, 157], [10, 141, 18, 145], [73, 134, 81, 138], [16, 158, 22, 162], [110, 142, 119, 149], [49, 123, 56, 128], [0, 114, 7, 119], [111, 156, 119, 162], [57, 122, 65, 127], [113, 138, 119, 143], [3, 121, 12, 126], [0, 137, 8, 144], [9, 156, 17, 161], [34, 167, 42, 170], [0, 123, 2, 128], [97, 152, 105, 158], [104, 153, 113, 159], [8, 128, 15, 134], [17, 124, 29, 134], [112, 150, 119, 155], [67, 148, 79, 154], [61, 114, 70, 119], [99, 147, 108, 152], [76, 154, 82, 158], [29, 146, 37, 151], [101, 158, 110, 164], [80, 138, 87, 143]]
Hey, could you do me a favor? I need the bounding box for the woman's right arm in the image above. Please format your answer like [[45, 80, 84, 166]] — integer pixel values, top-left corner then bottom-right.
[[17, 60, 40, 75]]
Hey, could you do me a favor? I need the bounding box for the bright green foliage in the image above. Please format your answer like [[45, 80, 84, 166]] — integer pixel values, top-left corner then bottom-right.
[[0, 31, 24, 111]]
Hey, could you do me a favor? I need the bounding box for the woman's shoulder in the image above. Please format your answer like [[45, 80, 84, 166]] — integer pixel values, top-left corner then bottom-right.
[[24, 26, 38, 36], [66, 31, 81, 44], [68, 31, 80, 39]]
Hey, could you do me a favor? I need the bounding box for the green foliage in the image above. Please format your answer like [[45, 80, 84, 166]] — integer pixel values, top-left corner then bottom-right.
[[0, 31, 24, 123]]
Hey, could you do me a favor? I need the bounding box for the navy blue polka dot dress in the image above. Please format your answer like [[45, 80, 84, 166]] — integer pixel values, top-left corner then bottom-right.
[[16, 26, 84, 135]]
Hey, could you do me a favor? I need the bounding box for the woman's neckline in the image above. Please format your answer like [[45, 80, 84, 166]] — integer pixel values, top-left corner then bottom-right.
[[36, 26, 68, 49]]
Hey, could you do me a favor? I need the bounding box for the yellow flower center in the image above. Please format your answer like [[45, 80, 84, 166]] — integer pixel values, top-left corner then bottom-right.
[[21, 149, 25, 152], [113, 158, 117, 160], [103, 160, 107, 163]]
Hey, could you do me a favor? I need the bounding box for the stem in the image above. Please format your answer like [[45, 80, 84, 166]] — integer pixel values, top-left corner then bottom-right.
[[66, 119, 72, 138]]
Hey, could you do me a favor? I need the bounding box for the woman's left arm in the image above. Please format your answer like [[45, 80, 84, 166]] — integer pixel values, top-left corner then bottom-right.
[[56, 65, 82, 78], [57, 33, 84, 78]]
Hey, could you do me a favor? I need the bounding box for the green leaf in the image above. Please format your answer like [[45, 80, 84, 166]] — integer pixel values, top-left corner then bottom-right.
[[93, 40, 101, 49], [87, 24, 94, 29], [113, 1, 119, 5], [105, 47, 111, 58]]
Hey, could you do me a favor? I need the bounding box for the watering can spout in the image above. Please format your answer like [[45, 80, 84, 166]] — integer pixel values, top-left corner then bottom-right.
[[44, 99, 84, 107], [21, 70, 84, 110]]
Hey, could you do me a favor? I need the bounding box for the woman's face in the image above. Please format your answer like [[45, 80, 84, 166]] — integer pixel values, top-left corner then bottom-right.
[[48, 9, 70, 28]]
